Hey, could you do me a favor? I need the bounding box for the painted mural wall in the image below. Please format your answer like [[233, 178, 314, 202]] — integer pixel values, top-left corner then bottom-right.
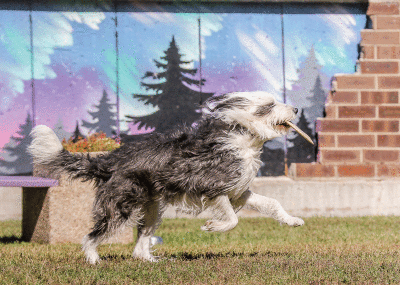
[[0, 2, 367, 176]]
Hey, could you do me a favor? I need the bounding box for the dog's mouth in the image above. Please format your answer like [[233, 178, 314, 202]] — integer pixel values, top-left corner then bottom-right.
[[277, 121, 314, 145], [275, 121, 291, 132]]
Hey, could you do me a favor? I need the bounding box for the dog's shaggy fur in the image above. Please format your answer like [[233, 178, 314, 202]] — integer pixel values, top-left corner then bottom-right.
[[28, 91, 304, 264]]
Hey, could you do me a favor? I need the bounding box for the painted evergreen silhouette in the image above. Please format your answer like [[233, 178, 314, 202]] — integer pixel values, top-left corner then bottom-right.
[[70, 121, 85, 143], [304, 75, 327, 133], [259, 143, 285, 176], [0, 113, 33, 175], [288, 46, 323, 107], [82, 90, 116, 137], [126, 36, 213, 133], [287, 45, 328, 133], [53, 117, 71, 141], [287, 109, 315, 164], [0, 139, 18, 175]]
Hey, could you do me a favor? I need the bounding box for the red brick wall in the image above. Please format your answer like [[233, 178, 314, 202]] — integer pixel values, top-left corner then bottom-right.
[[289, 1, 400, 179]]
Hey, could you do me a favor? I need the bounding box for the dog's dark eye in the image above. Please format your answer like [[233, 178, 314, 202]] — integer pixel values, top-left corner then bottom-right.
[[254, 103, 275, 116]]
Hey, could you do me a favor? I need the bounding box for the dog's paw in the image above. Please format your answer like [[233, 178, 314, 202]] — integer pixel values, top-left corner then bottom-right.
[[201, 220, 220, 232], [147, 255, 161, 263], [86, 254, 101, 265], [133, 255, 161, 262], [284, 216, 304, 227], [201, 220, 236, 232], [133, 252, 160, 262]]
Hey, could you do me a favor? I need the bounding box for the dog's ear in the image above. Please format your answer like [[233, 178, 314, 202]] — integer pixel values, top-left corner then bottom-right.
[[205, 95, 250, 112], [253, 103, 275, 117], [203, 94, 229, 111]]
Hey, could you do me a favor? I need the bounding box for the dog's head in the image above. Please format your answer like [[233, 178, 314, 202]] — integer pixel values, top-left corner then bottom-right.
[[203, 91, 298, 141]]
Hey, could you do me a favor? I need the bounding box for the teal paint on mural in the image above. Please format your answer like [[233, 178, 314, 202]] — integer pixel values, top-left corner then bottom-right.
[[117, 53, 160, 116], [102, 48, 118, 89], [3, 28, 31, 73]]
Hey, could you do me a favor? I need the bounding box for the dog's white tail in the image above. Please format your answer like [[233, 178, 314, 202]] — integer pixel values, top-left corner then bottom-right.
[[28, 125, 63, 165]]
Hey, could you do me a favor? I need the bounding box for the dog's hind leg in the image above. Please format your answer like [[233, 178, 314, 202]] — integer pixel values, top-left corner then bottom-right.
[[133, 201, 163, 262], [82, 214, 130, 264], [82, 198, 135, 264], [201, 195, 238, 232], [82, 218, 110, 264], [234, 190, 304, 227], [82, 233, 102, 265]]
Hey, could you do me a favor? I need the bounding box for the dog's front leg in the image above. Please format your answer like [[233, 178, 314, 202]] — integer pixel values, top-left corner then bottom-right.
[[133, 201, 162, 262], [235, 190, 304, 227], [201, 195, 238, 232]]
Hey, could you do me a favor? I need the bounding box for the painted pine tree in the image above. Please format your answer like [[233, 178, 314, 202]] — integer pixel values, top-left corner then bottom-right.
[[0, 140, 18, 175], [53, 117, 71, 141], [0, 113, 33, 175], [126, 36, 213, 133], [82, 90, 116, 137], [304, 75, 327, 132], [259, 142, 285, 176], [287, 45, 328, 133], [70, 121, 85, 143], [287, 109, 315, 164]]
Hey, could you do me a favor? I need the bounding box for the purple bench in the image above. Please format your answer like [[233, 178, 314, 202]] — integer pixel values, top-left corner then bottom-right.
[[0, 176, 58, 188], [0, 176, 58, 242], [1, 174, 133, 244]]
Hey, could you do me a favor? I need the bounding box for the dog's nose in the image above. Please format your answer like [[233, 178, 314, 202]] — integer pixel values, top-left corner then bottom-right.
[[293, 108, 298, 114]]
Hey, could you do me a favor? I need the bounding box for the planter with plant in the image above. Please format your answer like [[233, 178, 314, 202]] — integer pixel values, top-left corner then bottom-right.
[[62, 132, 121, 153], [29, 133, 132, 244]]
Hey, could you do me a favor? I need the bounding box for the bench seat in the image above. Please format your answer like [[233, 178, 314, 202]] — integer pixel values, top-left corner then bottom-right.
[[0, 176, 58, 187]]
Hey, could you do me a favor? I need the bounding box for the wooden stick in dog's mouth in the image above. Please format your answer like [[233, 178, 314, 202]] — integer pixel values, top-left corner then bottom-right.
[[284, 121, 314, 145]]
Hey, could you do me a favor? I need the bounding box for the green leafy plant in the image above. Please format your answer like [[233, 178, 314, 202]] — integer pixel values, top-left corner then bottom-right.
[[62, 132, 121, 152]]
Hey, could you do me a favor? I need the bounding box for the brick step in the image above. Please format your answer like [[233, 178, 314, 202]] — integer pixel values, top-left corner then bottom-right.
[[289, 162, 400, 179]]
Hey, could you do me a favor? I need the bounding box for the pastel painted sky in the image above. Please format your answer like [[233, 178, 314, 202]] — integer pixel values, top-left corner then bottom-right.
[[0, 4, 366, 149]]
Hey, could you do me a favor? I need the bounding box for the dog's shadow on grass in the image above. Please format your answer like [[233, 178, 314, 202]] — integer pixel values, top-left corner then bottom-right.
[[172, 251, 291, 261], [102, 254, 129, 262], [0, 235, 22, 244], [101, 251, 291, 262]]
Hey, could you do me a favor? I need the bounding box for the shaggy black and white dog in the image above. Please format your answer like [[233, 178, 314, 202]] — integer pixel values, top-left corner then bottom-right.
[[28, 91, 304, 264]]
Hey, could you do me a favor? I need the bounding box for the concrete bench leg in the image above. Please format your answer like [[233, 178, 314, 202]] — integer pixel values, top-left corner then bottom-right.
[[22, 177, 133, 244], [22, 187, 49, 242]]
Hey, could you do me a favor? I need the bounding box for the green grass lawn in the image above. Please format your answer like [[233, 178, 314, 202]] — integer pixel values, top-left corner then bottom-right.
[[1, 216, 400, 284]]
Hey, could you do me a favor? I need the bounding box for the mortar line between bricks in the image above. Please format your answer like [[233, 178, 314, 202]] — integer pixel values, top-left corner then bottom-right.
[[359, 58, 400, 60], [335, 89, 400, 91], [333, 165, 338, 177], [361, 118, 400, 121], [334, 104, 390, 106], [321, 132, 399, 134], [374, 29, 400, 32], [320, 147, 400, 150], [334, 89, 385, 92], [329, 103, 368, 105]]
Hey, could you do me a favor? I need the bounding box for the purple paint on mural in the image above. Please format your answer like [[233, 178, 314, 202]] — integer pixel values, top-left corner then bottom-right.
[[200, 61, 274, 96], [35, 64, 114, 138], [0, 64, 114, 148]]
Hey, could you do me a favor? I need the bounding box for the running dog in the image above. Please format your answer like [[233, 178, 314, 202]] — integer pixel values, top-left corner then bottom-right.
[[28, 91, 305, 264]]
